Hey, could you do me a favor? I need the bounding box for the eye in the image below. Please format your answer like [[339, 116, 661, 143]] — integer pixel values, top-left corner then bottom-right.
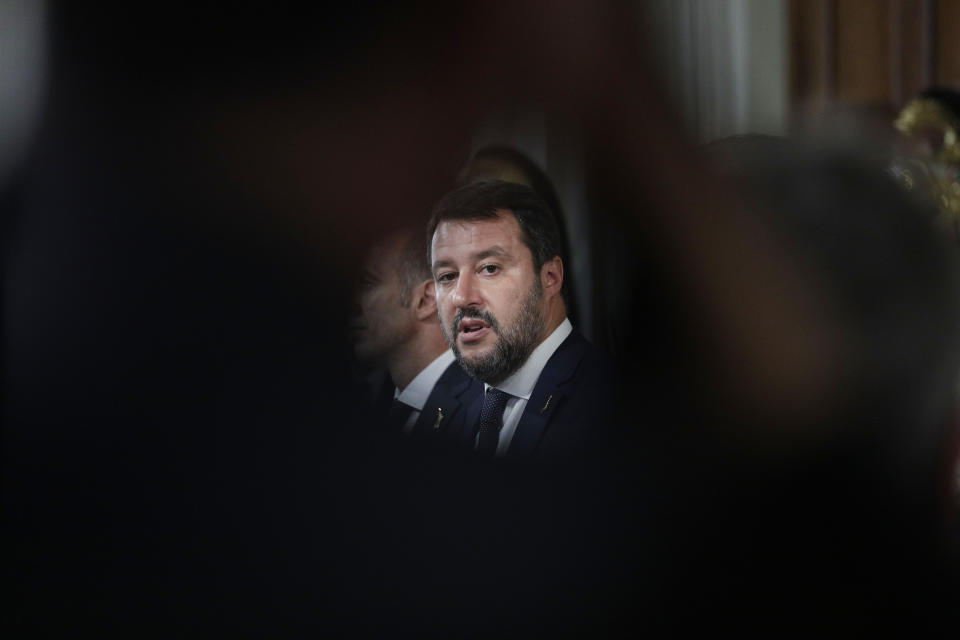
[[436, 272, 457, 285], [479, 264, 500, 276]]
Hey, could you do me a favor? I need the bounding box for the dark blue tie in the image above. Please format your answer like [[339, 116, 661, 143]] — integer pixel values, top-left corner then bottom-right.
[[477, 388, 510, 456]]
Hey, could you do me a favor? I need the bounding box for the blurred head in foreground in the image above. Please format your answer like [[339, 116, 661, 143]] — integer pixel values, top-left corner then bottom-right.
[[703, 135, 960, 494]]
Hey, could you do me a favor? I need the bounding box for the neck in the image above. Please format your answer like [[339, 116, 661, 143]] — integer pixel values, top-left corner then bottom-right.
[[387, 325, 449, 390]]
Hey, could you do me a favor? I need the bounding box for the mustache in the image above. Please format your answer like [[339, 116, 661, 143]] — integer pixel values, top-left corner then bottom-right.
[[453, 307, 500, 334]]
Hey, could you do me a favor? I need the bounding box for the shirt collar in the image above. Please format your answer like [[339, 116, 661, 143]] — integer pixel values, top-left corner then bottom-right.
[[485, 318, 573, 400], [395, 349, 456, 410]]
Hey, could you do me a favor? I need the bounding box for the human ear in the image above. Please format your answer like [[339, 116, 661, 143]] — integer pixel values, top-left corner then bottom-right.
[[540, 256, 563, 298], [415, 279, 437, 320]]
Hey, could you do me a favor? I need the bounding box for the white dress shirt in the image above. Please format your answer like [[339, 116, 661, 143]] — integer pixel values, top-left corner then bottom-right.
[[394, 349, 457, 433], [482, 318, 573, 457]]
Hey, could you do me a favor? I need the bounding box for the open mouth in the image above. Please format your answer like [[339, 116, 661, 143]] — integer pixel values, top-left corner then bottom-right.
[[458, 317, 491, 343]]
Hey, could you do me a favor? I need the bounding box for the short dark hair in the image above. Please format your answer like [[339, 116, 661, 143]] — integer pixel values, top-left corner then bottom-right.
[[427, 179, 564, 277]]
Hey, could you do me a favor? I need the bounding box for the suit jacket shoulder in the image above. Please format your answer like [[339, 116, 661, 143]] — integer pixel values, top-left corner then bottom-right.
[[507, 330, 614, 462], [410, 361, 483, 441]]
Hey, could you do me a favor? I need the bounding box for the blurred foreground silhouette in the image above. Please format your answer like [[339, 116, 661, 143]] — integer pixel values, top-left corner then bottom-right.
[[4, 2, 960, 635]]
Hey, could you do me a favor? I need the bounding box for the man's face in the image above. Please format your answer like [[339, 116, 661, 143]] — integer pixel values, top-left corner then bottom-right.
[[431, 211, 545, 385], [349, 236, 416, 367]]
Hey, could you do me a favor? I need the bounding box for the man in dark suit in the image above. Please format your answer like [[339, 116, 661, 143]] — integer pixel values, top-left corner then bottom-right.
[[428, 180, 612, 461], [350, 227, 481, 441]]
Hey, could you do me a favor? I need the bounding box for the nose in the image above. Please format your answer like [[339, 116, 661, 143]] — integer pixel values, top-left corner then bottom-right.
[[450, 272, 482, 309], [351, 286, 366, 319], [351, 290, 362, 314]]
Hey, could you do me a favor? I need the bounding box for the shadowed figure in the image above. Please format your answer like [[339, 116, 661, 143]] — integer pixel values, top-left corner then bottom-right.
[[5, 2, 960, 635], [349, 227, 481, 442]]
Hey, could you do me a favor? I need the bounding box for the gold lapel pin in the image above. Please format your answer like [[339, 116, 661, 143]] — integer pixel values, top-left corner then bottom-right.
[[433, 407, 444, 429], [540, 395, 553, 414]]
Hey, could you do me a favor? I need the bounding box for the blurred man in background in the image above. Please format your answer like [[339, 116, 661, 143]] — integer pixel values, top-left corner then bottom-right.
[[351, 227, 480, 438]]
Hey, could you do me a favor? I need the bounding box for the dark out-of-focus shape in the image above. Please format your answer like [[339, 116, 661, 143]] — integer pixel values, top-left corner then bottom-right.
[[5, 1, 960, 635]]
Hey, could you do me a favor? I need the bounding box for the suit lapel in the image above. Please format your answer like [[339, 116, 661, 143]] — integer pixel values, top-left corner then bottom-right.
[[506, 331, 588, 460], [411, 386, 460, 437], [507, 386, 566, 458], [452, 370, 484, 446], [462, 383, 484, 444], [411, 363, 480, 440]]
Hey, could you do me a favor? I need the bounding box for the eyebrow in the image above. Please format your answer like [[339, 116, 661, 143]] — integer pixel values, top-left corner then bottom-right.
[[432, 246, 511, 273], [475, 246, 510, 261]]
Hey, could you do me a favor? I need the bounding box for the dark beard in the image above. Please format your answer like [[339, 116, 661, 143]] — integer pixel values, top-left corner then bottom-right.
[[442, 280, 545, 385]]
